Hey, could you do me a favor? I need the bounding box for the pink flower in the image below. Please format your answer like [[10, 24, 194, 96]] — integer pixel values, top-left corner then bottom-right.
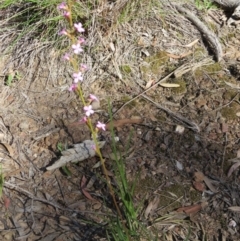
[[69, 83, 78, 91], [84, 105, 94, 116], [96, 121, 106, 131], [74, 23, 85, 33], [80, 64, 88, 72], [63, 53, 70, 61], [78, 37, 85, 44], [58, 2, 68, 10], [79, 116, 87, 123], [63, 11, 70, 18], [89, 94, 98, 101], [59, 29, 68, 36], [73, 72, 83, 83], [72, 43, 83, 54]]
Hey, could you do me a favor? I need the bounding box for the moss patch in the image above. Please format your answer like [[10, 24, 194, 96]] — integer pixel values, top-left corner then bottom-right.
[[221, 102, 239, 121], [193, 47, 206, 59], [120, 65, 132, 75], [194, 62, 222, 77], [133, 175, 161, 197], [203, 62, 222, 73], [171, 79, 187, 95], [157, 183, 202, 214], [223, 90, 238, 101], [141, 51, 170, 79]]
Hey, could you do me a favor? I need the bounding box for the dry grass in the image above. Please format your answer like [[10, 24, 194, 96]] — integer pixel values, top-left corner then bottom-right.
[[0, 0, 239, 240]]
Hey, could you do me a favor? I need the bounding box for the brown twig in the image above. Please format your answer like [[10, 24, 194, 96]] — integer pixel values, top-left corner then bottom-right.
[[173, 4, 223, 62], [141, 94, 200, 132]]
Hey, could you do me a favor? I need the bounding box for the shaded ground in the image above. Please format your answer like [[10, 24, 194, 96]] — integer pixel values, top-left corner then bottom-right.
[[0, 0, 240, 240]]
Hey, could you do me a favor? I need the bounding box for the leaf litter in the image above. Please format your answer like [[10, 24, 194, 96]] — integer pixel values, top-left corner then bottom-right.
[[0, 0, 240, 240]]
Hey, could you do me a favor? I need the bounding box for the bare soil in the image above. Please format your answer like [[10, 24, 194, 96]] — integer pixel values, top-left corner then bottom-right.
[[0, 1, 240, 240]]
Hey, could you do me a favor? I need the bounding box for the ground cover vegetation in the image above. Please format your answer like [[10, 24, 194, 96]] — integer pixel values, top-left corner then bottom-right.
[[0, 0, 240, 240]]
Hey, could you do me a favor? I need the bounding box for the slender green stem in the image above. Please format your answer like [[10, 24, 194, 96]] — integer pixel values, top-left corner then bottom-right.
[[62, 0, 125, 227], [77, 85, 86, 106]]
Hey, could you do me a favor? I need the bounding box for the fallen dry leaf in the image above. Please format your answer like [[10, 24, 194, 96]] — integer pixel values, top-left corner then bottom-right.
[[0, 143, 14, 157], [145, 79, 155, 89], [224, 81, 240, 89], [184, 39, 199, 48], [203, 175, 218, 193], [93, 202, 102, 210], [167, 51, 192, 59], [106, 118, 142, 129], [194, 171, 217, 193], [176, 203, 202, 215], [3, 196, 10, 209], [92, 159, 105, 169], [193, 181, 206, 192], [227, 159, 240, 177], [159, 83, 180, 88], [228, 206, 240, 212], [80, 176, 98, 202], [144, 196, 159, 218], [194, 171, 205, 182]]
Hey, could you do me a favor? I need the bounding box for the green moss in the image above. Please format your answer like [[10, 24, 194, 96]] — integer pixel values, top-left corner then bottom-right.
[[166, 63, 177, 73], [159, 184, 185, 215], [223, 90, 238, 101], [121, 95, 131, 102], [193, 47, 206, 59], [171, 79, 187, 95], [221, 102, 239, 120], [133, 175, 160, 197], [120, 65, 132, 75], [189, 188, 202, 203], [203, 62, 222, 73], [208, 21, 217, 33], [227, 32, 236, 39], [211, 76, 239, 89], [141, 51, 169, 79], [157, 184, 201, 214], [194, 62, 222, 78]]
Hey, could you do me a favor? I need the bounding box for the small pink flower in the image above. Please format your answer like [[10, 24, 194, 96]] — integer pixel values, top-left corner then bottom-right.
[[74, 23, 85, 33], [96, 121, 106, 131], [63, 53, 70, 61], [73, 72, 83, 83], [79, 116, 87, 123], [91, 144, 97, 151], [84, 105, 94, 116], [59, 29, 68, 36], [63, 11, 70, 18], [78, 37, 85, 44], [80, 64, 88, 72], [58, 2, 68, 10], [89, 94, 98, 101], [69, 83, 78, 91], [72, 43, 83, 54]]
